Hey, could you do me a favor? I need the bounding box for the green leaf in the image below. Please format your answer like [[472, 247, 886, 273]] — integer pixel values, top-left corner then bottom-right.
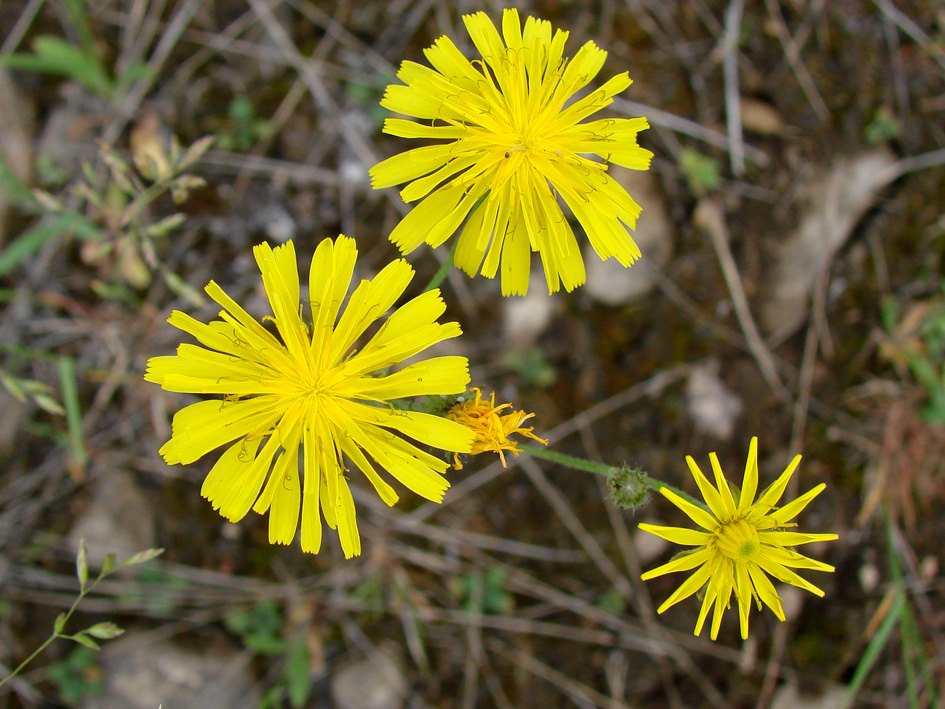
[[179, 136, 215, 170], [69, 633, 101, 651], [162, 270, 206, 308], [0, 151, 36, 208], [679, 148, 721, 195], [0, 211, 101, 277], [62, 0, 96, 57], [0, 216, 68, 277], [100, 553, 116, 577], [596, 587, 627, 616], [33, 391, 66, 416], [58, 356, 87, 473], [84, 622, 124, 639], [76, 541, 89, 590], [2, 36, 113, 100], [224, 601, 286, 656], [144, 213, 186, 238], [113, 62, 154, 93], [285, 635, 312, 709], [47, 646, 102, 704], [54, 612, 67, 634], [0, 368, 64, 414], [118, 547, 165, 568]]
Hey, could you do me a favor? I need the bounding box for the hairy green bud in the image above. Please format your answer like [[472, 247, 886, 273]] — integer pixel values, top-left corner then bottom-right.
[[607, 464, 652, 511]]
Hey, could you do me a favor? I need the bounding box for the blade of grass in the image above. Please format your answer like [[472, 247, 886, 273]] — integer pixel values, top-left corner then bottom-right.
[[62, 0, 97, 57], [0, 213, 98, 277], [887, 519, 938, 708], [0, 341, 62, 363], [899, 598, 937, 707], [899, 599, 919, 709], [842, 587, 903, 709], [57, 356, 87, 475], [886, 521, 917, 709], [0, 151, 37, 208]]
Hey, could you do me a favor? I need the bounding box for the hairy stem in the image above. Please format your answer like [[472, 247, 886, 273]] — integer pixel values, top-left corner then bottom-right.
[[519, 443, 707, 511]]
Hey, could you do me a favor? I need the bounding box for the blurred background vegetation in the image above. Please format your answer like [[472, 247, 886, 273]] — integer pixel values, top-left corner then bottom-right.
[[0, 0, 944, 707]]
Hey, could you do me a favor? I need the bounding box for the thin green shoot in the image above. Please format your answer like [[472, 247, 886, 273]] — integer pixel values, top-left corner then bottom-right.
[[0, 542, 164, 690], [57, 357, 87, 474]]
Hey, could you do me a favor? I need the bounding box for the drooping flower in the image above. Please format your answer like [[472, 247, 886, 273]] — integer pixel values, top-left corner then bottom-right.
[[639, 438, 838, 640], [370, 8, 653, 296], [446, 388, 547, 468], [145, 237, 475, 558]]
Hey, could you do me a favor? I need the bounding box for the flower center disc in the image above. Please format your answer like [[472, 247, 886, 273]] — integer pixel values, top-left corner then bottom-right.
[[714, 518, 761, 563]]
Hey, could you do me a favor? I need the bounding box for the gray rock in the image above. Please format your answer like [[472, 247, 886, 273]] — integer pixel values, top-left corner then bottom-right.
[[502, 280, 557, 350], [331, 642, 408, 709], [69, 466, 155, 568], [583, 169, 673, 306], [771, 680, 847, 709], [85, 639, 255, 709], [686, 360, 743, 440]]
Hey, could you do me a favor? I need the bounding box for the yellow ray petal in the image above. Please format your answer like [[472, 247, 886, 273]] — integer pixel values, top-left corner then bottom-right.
[[637, 523, 713, 548], [709, 452, 737, 519], [739, 437, 759, 508], [338, 356, 470, 400], [335, 479, 361, 559], [770, 484, 828, 526], [685, 456, 730, 522], [659, 487, 719, 532], [747, 562, 785, 621], [268, 446, 301, 545], [640, 548, 710, 580], [655, 563, 712, 614], [757, 454, 802, 508], [340, 400, 474, 453], [759, 530, 838, 547]]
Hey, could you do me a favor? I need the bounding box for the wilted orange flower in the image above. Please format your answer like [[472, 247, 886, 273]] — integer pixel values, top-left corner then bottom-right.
[[446, 388, 547, 468]]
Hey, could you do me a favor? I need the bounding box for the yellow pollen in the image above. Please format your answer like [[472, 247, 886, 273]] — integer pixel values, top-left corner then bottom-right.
[[713, 518, 761, 563]]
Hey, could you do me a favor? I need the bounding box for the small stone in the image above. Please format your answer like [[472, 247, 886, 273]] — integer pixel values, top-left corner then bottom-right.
[[85, 639, 253, 709], [339, 159, 368, 190], [69, 467, 155, 568], [740, 98, 786, 136], [685, 360, 743, 440], [330, 642, 408, 709], [778, 584, 805, 622], [858, 562, 880, 592], [634, 525, 671, 566], [253, 203, 296, 243], [502, 277, 557, 350], [583, 168, 673, 305], [771, 680, 847, 709]]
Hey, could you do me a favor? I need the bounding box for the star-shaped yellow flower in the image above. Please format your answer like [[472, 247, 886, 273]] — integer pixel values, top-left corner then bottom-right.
[[640, 438, 838, 640]]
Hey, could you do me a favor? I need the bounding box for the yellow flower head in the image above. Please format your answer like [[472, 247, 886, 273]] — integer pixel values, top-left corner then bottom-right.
[[446, 388, 547, 468], [145, 237, 475, 558], [639, 438, 838, 640], [370, 8, 653, 296]]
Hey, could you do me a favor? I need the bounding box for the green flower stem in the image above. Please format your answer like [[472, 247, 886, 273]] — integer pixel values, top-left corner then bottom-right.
[[518, 443, 707, 511], [422, 193, 488, 294], [0, 578, 97, 689], [422, 242, 456, 293]]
